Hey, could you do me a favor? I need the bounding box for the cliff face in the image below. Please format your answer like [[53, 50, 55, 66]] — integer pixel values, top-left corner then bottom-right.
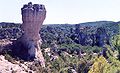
[[74, 25, 110, 47], [12, 2, 46, 67]]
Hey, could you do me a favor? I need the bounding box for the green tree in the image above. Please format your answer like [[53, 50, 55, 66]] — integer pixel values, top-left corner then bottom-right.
[[89, 45, 120, 73], [88, 56, 108, 73], [111, 35, 120, 55]]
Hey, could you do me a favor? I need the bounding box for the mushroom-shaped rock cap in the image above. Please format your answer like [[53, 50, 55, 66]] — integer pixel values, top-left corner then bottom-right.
[[21, 2, 46, 22], [21, 2, 46, 14]]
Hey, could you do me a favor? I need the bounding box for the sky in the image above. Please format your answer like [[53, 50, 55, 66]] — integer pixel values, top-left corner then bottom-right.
[[0, 0, 120, 24]]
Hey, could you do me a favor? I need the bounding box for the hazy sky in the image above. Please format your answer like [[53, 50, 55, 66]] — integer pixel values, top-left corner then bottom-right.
[[0, 0, 120, 24]]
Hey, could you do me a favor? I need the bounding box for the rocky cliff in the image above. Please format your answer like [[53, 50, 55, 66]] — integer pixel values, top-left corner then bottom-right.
[[13, 2, 46, 67]]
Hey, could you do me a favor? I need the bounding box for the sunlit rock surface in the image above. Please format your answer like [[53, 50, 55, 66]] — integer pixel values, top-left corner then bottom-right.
[[13, 2, 46, 67]]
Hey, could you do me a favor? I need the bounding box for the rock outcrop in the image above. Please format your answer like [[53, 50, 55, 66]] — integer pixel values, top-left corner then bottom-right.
[[74, 25, 109, 47], [0, 55, 28, 73], [95, 27, 109, 47], [0, 55, 46, 73], [13, 2, 46, 67]]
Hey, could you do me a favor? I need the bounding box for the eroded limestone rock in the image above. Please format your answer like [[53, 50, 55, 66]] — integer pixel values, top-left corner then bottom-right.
[[13, 2, 46, 67]]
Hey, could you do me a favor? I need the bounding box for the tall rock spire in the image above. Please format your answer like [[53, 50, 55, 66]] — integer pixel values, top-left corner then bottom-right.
[[13, 2, 46, 67]]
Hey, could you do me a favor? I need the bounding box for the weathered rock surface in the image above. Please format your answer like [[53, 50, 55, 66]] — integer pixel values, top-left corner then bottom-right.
[[0, 54, 46, 73], [74, 25, 110, 47], [0, 55, 28, 73], [13, 2, 46, 67]]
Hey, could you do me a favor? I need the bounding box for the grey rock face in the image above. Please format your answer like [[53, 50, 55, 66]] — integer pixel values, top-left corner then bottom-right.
[[95, 27, 109, 47], [13, 2, 46, 67]]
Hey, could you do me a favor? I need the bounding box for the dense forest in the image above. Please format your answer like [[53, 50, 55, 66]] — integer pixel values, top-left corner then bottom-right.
[[0, 21, 120, 73]]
